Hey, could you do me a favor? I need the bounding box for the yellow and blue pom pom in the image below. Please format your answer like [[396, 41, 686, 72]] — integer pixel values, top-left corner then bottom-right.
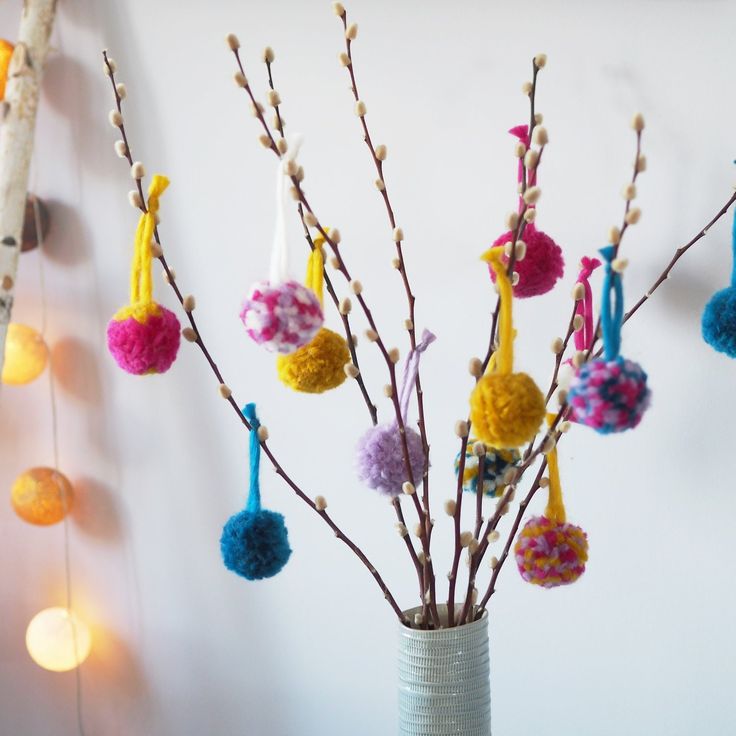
[[454, 441, 520, 497]]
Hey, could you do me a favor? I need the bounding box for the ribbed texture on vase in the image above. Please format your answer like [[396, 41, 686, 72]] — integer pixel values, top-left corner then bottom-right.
[[397, 606, 491, 735]]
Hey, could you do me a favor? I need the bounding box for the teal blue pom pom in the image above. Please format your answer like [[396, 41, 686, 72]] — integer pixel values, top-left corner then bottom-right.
[[702, 286, 736, 358], [454, 441, 520, 497], [221, 509, 292, 580]]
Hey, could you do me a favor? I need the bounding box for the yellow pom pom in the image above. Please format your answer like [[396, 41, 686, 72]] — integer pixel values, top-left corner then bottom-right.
[[277, 328, 350, 393], [469, 372, 545, 448]]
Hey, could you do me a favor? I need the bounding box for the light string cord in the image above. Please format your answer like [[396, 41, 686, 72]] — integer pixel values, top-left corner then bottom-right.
[[33, 174, 87, 736]]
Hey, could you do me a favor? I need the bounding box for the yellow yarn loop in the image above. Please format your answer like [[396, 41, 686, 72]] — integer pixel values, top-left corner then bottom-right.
[[129, 175, 169, 314], [544, 413, 566, 524], [482, 247, 513, 374], [306, 239, 325, 307]]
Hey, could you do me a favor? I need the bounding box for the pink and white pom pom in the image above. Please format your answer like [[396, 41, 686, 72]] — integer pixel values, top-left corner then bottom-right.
[[240, 136, 323, 354]]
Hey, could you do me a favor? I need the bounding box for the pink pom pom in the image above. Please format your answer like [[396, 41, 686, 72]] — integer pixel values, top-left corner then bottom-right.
[[568, 356, 650, 434], [107, 304, 181, 375], [240, 280, 323, 354], [489, 223, 564, 298], [514, 515, 588, 588]]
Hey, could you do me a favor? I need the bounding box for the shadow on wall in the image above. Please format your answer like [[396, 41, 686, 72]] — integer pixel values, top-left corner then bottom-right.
[[71, 476, 123, 543], [41, 199, 90, 267]]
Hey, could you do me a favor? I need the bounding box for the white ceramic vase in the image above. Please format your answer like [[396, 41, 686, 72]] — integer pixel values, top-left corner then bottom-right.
[[397, 605, 491, 735]]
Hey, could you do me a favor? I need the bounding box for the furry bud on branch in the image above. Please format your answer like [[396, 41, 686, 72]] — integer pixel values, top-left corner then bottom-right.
[[182, 327, 198, 342], [183, 295, 196, 312], [338, 51, 351, 66], [263, 46, 275, 63], [625, 207, 642, 225], [126, 190, 141, 209], [469, 357, 483, 377], [355, 100, 367, 116], [608, 226, 621, 245], [226, 33, 240, 50], [459, 531, 474, 548], [521, 81, 533, 95], [314, 495, 328, 511], [344, 363, 360, 379], [257, 426, 270, 442], [472, 441, 487, 457], [631, 112, 645, 132], [115, 82, 127, 99], [572, 282, 585, 301], [219, 384, 232, 399], [393, 227, 404, 242], [130, 161, 145, 179], [444, 499, 456, 516], [267, 89, 281, 107], [622, 183, 636, 200], [332, 1, 345, 16], [346, 23, 359, 40], [402, 482, 416, 495], [455, 420, 469, 438], [551, 336, 564, 354], [532, 126, 548, 145], [375, 144, 387, 161], [350, 280, 363, 295], [523, 186, 542, 205], [109, 110, 123, 127], [534, 53, 547, 68], [114, 140, 127, 158], [339, 297, 352, 315], [388, 347, 400, 363]]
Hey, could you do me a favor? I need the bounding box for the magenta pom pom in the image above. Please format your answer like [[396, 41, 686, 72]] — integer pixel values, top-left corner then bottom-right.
[[568, 356, 651, 434], [514, 515, 588, 588], [240, 280, 323, 354], [356, 424, 426, 496], [489, 223, 564, 298], [107, 305, 181, 375]]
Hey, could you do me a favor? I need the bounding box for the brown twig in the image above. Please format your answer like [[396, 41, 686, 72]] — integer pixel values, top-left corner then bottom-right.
[[102, 50, 408, 625], [335, 9, 439, 623], [263, 50, 378, 425], [230, 43, 440, 624]]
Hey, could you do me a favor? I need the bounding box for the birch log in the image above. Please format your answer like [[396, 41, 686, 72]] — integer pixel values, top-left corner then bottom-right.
[[0, 0, 57, 376]]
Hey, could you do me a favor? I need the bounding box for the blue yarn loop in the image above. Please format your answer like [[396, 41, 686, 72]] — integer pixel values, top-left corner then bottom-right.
[[243, 403, 262, 514], [731, 205, 736, 287], [599, 245, 624, 361]]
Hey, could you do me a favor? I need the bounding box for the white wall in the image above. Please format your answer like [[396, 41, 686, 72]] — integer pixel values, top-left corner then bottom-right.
[[1, 0, 735, 734]]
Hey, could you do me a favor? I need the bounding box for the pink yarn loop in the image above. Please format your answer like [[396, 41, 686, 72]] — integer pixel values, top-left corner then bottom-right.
[[510, 124, 537, 207], [398, 329, 436, 423], [573, 256, 602, 352]]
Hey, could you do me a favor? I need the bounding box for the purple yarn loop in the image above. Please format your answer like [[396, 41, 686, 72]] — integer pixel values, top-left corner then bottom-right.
[[397, 329, 436, 423]]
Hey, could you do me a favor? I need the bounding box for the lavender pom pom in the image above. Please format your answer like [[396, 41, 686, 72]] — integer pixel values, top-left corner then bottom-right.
[[356, 424, 426, 496]]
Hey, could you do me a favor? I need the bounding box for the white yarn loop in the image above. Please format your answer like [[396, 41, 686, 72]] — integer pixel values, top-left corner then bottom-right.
[[269, 134, 304, 284]]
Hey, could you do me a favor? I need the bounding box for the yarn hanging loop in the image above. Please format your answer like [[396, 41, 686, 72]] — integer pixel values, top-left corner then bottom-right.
[[600, 245, 624, 361], [510, 124, 534, 211], [243, 403, 262, 514], [131, 174, 169, 306], [269, 135, 303, 285], [574, 256, 602, 353], [483, 247, 514, 375], [305, 236, 325, 307], [543, 413, 566, 524], [397, 329, 436, 424]]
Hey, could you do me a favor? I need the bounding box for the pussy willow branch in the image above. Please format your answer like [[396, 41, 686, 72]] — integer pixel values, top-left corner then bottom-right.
[[102, 51, 408, 625], [335, 9, 432, 533], [264, 53, 378, 425], [451, 58, 543, 624], [482, 137, 736, 608], [230, 45, 439, 624]]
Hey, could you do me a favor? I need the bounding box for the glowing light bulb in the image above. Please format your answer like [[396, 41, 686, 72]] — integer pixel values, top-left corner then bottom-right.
[[2, 323, 48, 385], [11, 467, 73, 525], [26, 607, 92, 672]]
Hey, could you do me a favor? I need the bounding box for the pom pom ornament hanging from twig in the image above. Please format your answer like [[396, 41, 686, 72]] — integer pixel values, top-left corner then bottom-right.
[[489, 125, 564, 298], [240, 140, 323, 353], [356, 330, 434, 495], [276, 233, 350, 392], [454, 441, 520, 498], [107, 175, 181, 375], [702, 208, 736, 357], [568, 246, 651, 433], [220, 403, 292, 580], [515, 415, 588, 587], [470, 248, 546, 448]]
